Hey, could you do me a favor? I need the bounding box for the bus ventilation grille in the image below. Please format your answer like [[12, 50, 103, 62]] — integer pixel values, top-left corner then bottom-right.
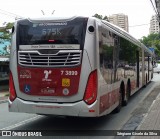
[[18, 50, 82, 67]]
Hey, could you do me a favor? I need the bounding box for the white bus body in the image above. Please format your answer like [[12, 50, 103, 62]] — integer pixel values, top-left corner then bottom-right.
[[9, 16, 153, 117]]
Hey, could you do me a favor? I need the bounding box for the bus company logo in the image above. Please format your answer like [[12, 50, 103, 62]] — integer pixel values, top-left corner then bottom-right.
[[20, 70, 31, 79], [39, 22, 67, 26], [42, 70, 52, 82], [50, 45, 56, 48], [39, 23, 48, 26]]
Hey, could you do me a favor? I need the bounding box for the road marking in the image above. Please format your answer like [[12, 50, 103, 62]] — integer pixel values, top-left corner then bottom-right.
[[0, 115, 42, 130]]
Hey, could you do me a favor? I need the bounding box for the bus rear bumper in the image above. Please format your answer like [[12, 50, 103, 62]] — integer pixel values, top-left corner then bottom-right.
[[8, 98, 99, 117]]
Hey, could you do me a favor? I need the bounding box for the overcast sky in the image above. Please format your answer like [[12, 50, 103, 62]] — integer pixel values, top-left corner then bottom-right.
[[0, 0, 156, 39]]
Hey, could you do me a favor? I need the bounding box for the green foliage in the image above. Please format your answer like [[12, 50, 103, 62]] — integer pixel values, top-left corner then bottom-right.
[[139, 33, 160, 56], [93, 14, 109, 21], [119, 37, 137, 64], [102, 44, 113, 60], [0, 22, 13, 56], [0, 22, 14, 41]]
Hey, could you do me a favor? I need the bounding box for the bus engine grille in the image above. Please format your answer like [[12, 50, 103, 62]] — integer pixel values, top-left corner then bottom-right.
[[18, 50, 82, 67]]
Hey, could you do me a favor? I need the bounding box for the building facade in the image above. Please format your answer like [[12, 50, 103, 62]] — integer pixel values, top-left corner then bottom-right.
[[108, 14, 129, 32], [149, 15, 160, 34]]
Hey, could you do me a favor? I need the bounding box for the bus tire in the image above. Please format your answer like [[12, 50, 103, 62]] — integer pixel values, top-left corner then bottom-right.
[[123, 82, 130, 106], [146, 74, 148, 85]]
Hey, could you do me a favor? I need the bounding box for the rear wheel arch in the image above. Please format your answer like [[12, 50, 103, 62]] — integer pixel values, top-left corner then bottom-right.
[[120, 81, 125, 104], [123, 79, 131, 106], [114, 81, 124, 113], [127, 79, 131, 95], [146, 73, 148, 84]]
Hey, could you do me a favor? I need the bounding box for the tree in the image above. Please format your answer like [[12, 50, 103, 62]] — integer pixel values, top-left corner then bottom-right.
[[139, 33, 160, 57], [93, 14, 109, 21], [0, 22, 14, 41], [0, 22, 13, 56]]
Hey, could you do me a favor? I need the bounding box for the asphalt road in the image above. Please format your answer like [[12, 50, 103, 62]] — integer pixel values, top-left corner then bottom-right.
[[0, 73, 160, 139]]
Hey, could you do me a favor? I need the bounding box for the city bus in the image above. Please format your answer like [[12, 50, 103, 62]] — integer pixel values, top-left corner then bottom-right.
[[9, 16, 154, 117]]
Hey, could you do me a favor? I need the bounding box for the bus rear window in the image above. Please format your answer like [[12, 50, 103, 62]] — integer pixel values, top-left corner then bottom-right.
[[17, 18, 88, 47]]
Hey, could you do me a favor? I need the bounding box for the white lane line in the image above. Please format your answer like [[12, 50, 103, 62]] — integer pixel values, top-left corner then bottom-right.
[[0, 115, 42, 130]]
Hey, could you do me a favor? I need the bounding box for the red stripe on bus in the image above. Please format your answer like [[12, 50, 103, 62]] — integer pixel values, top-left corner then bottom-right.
[[131, 80, 136, 91], [99, 88, 119, 114]]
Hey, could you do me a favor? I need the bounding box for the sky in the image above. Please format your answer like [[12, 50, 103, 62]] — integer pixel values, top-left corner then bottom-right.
[[0, 0, 156, 39]]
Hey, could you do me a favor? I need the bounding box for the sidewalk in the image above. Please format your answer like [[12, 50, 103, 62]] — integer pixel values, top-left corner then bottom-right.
[[133, 87, 160, 139]]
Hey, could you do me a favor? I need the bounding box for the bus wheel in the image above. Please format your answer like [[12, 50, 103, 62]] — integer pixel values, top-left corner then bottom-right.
[[123, 83, 130, 106], [114, 89, 122, 113], [146, 74, 148, 85]]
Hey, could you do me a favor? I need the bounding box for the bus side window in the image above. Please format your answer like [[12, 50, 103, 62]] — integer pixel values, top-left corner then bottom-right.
[[101, 25, 114, 84]]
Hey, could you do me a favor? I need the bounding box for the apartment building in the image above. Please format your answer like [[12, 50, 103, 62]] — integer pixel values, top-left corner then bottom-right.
[[149, 15, 159, 34], [108, 14, 129, 32]]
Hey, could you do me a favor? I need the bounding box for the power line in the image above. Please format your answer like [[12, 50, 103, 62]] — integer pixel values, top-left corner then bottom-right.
[[129, 23, 150, 27], [0, 9, 24, 18], [149, 0, 159, 17], [0, 11, 18, 18]]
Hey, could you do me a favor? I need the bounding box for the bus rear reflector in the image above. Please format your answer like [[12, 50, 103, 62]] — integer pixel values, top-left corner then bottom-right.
[[9, 71, 16, 102], [83, 70, 97, 105], [89, 109, 95, 112]]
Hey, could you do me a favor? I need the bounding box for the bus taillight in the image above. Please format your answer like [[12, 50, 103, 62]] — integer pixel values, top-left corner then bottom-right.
[[83, 70, 97, 105], [9, 71, 16, 102]]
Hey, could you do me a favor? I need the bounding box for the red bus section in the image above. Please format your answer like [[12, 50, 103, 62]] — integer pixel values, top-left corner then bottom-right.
[[17, 66, 81, 96]]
